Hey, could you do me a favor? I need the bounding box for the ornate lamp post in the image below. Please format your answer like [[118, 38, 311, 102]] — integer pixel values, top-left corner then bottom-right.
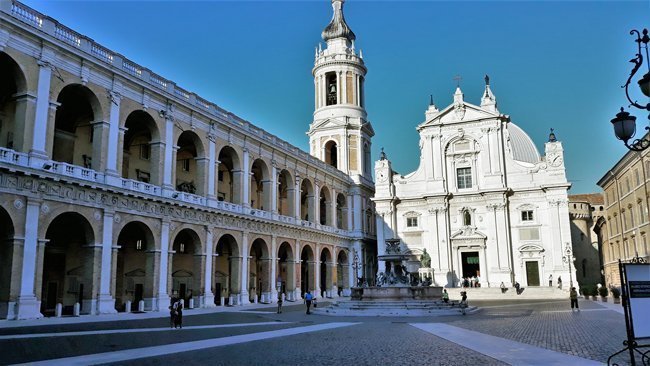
[[351, 248, 361, 288], [562, 242, 574, 288], [611, 29, 650, 150]]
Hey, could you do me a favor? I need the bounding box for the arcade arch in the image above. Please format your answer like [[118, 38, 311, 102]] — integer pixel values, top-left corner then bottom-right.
[[0, 52, 28, 152], [277, 169, 294, 217], [277, 241, 295, 298], [175, 131, 206, 195], [336, 193, 347, 229], [217, 146, 241, 204], [41, 212, 96, 315], [170, 228, 203, 305], [319, 186, 332, 226], [121, 111, 161, 185], [114, 221, 156, 311], [248, 238, 270, 302], [214, 234, 239, 305], [52, 84, 103, 170], [0, 206, 16, 319], [300, 245, 315, 298], [250, 159, 271, 210], [300, 179, 315, 222], [337, 250, 349, 296], [320, 247, 332, 298]]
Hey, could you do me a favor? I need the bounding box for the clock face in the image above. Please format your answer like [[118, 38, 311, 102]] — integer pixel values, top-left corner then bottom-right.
[[377, 171, 387, 183]]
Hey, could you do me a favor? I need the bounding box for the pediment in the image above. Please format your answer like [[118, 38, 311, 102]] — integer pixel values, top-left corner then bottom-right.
[[450, 227, 487, 240], [310, 117, 348, 131], [125, 268, 146, 277], [172, 269, 193, 277], [418, 102, 500, 130], [518, 244, 545, 253]]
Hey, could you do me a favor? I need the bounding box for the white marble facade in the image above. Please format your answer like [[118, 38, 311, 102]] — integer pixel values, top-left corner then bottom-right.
[[373, 80, 576, 289]]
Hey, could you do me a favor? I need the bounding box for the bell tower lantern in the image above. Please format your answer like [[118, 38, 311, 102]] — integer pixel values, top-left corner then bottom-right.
[[308, 0, 374, 183]]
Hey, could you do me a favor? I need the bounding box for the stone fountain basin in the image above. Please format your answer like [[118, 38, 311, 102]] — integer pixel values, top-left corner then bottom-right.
[[351, 286, 443, 301]]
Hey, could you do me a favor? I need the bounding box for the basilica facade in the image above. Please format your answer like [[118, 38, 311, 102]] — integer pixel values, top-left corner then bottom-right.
[[373, 82, 575, 289], [0, 0, 376, 320]]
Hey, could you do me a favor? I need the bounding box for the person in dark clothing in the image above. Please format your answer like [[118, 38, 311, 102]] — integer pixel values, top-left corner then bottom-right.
[[570, 287, 579, 311], [172, 299, 183, 328], [304, 291, 313, 314]]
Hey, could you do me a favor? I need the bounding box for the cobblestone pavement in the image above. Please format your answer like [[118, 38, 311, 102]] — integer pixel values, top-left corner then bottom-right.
[[0, 299, 631, 365]]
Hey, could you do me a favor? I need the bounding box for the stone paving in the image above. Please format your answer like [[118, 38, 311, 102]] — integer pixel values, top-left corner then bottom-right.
[[0, 299, 634, 365]]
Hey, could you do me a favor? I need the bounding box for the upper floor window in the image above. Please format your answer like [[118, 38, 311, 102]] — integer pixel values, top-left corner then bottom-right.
[[456, 167, 472, 189], [635, 169, 640, 186], [406, 217, 418, 228], [140, 144, 150, 160], [522, 210, 534, 222]]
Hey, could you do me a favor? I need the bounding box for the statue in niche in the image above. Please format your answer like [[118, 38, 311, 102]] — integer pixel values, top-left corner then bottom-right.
[[420, 248, 431, 268]]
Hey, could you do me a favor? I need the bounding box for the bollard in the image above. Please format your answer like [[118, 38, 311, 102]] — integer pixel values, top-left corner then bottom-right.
[[125, 300, 132, 312], [253, 294, 258, 304], [188, 298, 194, 309], [73, 302, 80, 317], [220, 296, 225, 306], [55, 303, 63, 318], [138, 300, 145, 312]]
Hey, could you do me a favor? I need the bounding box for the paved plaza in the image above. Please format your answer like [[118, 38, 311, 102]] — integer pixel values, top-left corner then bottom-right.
[[0, 298, 630, 365]]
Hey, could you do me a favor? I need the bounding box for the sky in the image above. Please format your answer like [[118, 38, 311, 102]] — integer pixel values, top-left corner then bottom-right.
[[20, 0, 650, 194]]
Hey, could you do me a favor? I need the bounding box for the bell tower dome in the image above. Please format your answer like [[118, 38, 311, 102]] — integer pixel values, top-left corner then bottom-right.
[[308, 0, 374, 183]]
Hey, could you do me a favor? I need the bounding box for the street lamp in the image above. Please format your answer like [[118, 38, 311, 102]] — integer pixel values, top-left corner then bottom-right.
[[351, 248, 361, 287], [562, 242, 574, 288], [611, 29, 650, 151]]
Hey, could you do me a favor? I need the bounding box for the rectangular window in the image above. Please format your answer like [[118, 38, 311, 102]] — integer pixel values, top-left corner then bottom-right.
[[406, 217, 418, 228], [182, 159, 190, 172], [630, 209, 635, 228], [456, 167, 472, 189], [640, 203, 645, 223], [521, 210, 534, 222], [519, 227, 540, 241], [218, 170, 224, 182], [626, 178, 630, 193], [139, 144, 150, 160], [636, 170, 640, 186]]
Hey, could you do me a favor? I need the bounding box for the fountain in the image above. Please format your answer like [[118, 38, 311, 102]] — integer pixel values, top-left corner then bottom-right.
[[350, 239, 442, 301], [314, 240, 472, 316]]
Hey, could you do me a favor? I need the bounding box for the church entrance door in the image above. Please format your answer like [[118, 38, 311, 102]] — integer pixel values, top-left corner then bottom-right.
[[525, 261, 540, 286], [461, 252, 480, 278]]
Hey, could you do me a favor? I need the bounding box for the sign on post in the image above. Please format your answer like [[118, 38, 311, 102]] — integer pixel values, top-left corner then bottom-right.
[[625, 264, 650, 339]]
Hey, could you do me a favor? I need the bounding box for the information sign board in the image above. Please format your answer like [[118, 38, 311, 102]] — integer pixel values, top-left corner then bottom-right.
[[625, 264, 650, 339]]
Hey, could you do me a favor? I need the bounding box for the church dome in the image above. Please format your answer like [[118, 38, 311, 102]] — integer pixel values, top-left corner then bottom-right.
[[508, 122, 540, 164], [322, 0, 356, 42]]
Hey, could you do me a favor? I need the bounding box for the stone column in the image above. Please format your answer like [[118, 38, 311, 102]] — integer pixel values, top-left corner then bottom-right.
[[203, 227, 215, 307], [162, 117, 175, 192], [326, 260, 334, 298], [104, 91, 122, 182], [240, 232, 250, 304], [149, 142, 164, 186], [270, 235, 278, 301], [15, 198, 43, 319], [353, 193, 362, 235], [314, 243, 321, 299], [313, 183, 320, 225], [376, 211, 386, 272], [195, 157, 209, 196], [347, 194, 354, 232], [96, 210, 117, 314], [331, 188, 338, 229], [270, 164, 278, 215], [90, 121, 109, 173], [294, 240, 301, 300], [242, 149, 250, 208], [156, 221, 171, 311], [29, 55, 53, 164], [206, 135, 217, 202], [294, 176, 301, 219]]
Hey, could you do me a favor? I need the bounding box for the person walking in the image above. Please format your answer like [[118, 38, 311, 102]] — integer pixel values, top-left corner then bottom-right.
[[460, 291, 468, 315], [277, 293, 283, 314], [172, 298, 183, 328], [442, 289, 449, 303], [570, 287, 579, 311], [557, 276, 563, 290], [304, 291, 313, 314], [514, 281, 521, 295], [500, 281, 506, 294], [548, 274, 553, 287]]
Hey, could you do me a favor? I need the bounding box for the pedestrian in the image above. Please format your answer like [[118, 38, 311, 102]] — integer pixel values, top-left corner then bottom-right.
[[570, 287, 579, 311], [460, 291, 468, 315], [548, 274, 553, 287], [500, 281, 506, 294], [277, 293, 283, 314], [514, 281, 521, 295], [557, 276, 563, 290], [172, 298, 183, 328], [442, 289, 449, 303], [169, 296, 177, 328], [304, 290, 313, 314]]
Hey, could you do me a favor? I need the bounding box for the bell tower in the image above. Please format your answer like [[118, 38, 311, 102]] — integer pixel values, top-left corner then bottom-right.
[[308, 0, 374, 184]]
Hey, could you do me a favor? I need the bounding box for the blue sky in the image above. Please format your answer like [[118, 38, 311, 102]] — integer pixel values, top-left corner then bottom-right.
[[21, 0, 649, 194]]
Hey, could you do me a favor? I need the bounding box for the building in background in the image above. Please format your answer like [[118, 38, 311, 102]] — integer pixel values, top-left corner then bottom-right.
[[597, 144, 650, 288], [568, 194, 605, 288], [0, 0, 375, 320], [373, 81, 574, 289]]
